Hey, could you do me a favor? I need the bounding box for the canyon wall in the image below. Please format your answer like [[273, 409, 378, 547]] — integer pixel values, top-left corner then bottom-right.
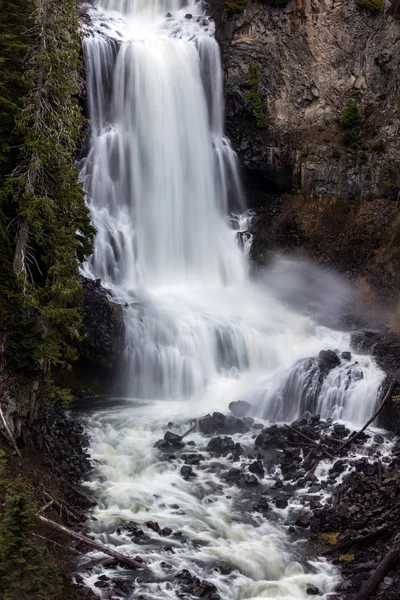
[[211, 0, 400, 322]]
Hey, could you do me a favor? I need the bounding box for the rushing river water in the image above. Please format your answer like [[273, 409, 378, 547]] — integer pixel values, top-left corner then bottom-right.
[[79, 1, 384, 597]]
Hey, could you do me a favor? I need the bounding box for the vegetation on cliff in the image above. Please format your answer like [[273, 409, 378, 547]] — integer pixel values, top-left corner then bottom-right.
[[245, 65, 268, 129], [0, 0, 94, 398], [356, 0, 384, 11], [340, 99, 364, 150]]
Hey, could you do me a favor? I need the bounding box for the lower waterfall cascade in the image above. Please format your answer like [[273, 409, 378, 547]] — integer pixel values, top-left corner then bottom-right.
[[78, 1, 385, 598]]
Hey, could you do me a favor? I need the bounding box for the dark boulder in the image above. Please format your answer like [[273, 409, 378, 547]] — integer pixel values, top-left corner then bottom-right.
[[248, 460, 265, 478], [164, 431, 183, 446], [318, 350, 340, 371], [180, 465, 194, 479], [229, 400, 252, 418], [207, 436, 242, 456]]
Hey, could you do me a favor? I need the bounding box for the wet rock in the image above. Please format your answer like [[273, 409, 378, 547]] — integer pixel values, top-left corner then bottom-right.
[[333, 423, 349, 436], [225, 416, 250, 434], [283, 447, 301, 461], [244, 474, 258, 486], [248, 460, 264, 478], [199, 414, 219, 434], [146, 521, 161, 534], [255, 425, 285, 449], [341, 351, 352, 361], [244, 416, 255, 427], [182, 453, 204, 465], [318, 349, 340, 371], [207, 436, 242, 456], [225, 467, 242, 481], [185, 13, 192, 19], [294, 515, 311, 528], [254, 496, 269, 512], [275, 497, 288, 509], [307, 587, 321, 595], [161, 527, 173, 537], [164, 431, 184, 446], [229, 400, 252, 417], [180, 465, 194, 479]]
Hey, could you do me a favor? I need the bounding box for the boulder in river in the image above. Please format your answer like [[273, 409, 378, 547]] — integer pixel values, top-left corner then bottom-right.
[[229, 400, 252, 418], [318, 349, 340, 371]]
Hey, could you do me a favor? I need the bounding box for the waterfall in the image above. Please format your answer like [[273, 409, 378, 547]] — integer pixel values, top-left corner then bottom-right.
[[79, 1, 384, 597]]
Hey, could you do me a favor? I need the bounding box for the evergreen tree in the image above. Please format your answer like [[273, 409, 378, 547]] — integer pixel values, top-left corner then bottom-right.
[[0, 0, 34, 178], [0, 0, 95, 389], [0, 482, 60, 599]]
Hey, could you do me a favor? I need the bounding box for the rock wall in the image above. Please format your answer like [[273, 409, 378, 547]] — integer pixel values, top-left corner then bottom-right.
[[56, 277, 125, 395], [209, 0, 400, 321], [214, 0, 400, 199]]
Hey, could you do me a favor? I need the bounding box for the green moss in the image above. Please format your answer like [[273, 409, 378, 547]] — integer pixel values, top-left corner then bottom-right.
[[332, 148, 342, 160], [0, 481, 61, 599], [225, 0, 248, 13], [244, 64, 268, 129], [356, 0, 384, 11]]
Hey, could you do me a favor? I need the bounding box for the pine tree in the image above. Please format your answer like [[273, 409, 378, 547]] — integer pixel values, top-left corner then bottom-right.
[[0, 0, 95, 387], [0, 482, 60, 599]]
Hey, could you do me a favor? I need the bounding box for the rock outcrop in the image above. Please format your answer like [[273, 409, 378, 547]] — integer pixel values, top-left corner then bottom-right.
[[213, 0, 400, 199], [54, 277, 125, 395], [209, 0, 400, 321]]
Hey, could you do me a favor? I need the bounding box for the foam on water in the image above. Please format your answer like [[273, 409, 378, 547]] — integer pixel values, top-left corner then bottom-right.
[[79, 0, 384, 597]]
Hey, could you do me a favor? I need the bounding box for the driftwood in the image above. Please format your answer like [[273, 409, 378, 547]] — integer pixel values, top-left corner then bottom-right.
[[284, 424, 334, 460], [182, 421, 197, 438], [353, 537, 400, 600], [323, 520, 400, 556], [336, 380, 396, 454], [38, 500, 54, 514], [0, 406, 22, 459], [37, 515, 147, 570]]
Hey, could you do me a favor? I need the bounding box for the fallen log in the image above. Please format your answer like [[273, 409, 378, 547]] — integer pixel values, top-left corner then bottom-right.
[[336, 380, 396, 454], [353, 538, 400, 600], [181, 421, 197, 438], [284, 425, 334, 460], [37, 515, 147, 570]]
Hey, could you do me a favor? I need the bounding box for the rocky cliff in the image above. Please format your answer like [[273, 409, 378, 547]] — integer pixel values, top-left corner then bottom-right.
[[211, 0, 400, 321]]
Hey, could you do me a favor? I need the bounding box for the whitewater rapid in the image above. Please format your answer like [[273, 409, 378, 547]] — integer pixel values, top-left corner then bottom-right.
[[79, 1, 384, 598]]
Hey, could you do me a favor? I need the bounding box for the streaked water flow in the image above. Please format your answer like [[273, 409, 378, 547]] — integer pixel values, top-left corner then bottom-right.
[[79, 1, 384, 597]]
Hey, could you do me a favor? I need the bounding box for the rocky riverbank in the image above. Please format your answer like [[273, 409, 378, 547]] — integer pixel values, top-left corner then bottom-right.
[[150, 394, 400, 600]]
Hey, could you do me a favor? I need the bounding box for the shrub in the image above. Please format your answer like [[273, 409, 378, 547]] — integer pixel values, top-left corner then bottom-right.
[[245, 64, 268, 128], [341, 99, 364, 149], [225, 0, 248, 12], [371, 140, 386, 153], [356, 0, 384, 11]]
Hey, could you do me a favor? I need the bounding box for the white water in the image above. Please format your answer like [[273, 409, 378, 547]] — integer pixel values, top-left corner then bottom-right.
[[79, 1, 384, 597]]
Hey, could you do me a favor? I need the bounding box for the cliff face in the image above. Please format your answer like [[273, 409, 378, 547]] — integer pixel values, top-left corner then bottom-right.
[[216, 0, 400, 198], [211, 0, 400, 322]]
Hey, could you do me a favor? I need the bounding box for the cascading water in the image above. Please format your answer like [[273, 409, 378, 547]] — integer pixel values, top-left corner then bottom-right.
[[79, 1, 384, 597]]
